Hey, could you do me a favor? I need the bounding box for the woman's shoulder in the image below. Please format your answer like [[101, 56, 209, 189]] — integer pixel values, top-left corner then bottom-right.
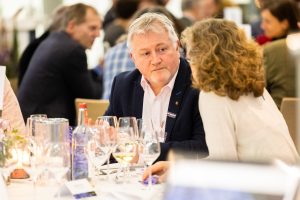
[[200, 91, 230, 102], [199, 91, 232, 111]]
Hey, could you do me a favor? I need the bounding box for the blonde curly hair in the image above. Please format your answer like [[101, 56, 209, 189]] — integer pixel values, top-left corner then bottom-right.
[[181, 18, 265, 100]]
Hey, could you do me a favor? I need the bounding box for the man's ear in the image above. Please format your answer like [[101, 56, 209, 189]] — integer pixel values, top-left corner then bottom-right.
[[65, 20, 76, 34], [175, 40, 180, 51], [130, 52, 135, 62]]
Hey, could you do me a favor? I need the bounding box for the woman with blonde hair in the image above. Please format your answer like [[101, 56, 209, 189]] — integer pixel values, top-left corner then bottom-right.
[[181, 18, 299, 164]]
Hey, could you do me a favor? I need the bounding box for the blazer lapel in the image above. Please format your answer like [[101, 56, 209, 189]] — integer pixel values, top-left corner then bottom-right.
[[165, 59, 190, 141], [133, 77, 144, 119]]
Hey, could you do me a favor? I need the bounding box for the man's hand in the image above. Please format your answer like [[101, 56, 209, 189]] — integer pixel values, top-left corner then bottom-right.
[[142, 161, 170, 183]]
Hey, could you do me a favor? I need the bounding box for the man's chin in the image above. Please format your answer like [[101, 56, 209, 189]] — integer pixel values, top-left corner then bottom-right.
[[86, 44, 93, 49], [150, 76, 171, 87]]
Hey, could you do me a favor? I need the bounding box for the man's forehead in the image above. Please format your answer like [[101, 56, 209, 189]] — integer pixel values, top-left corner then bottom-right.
[[135, 42, 169, 51], [132, 36, 171, 52], [131, 30, 168, 41]]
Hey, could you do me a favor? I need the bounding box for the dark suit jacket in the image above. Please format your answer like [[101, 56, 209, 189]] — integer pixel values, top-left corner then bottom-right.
[[105, 58, 208, 161], [18, 31, 100, 126], [18, 30, 50, 87]]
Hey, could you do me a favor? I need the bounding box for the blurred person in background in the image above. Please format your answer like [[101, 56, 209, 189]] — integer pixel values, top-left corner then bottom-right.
[[252, 0, 271, 45], [259, 0, 299, 44], [105, 13, 208, 161], [103, 0, 118, 29], [179, 0, 202, 28], [198, 0, 235, 19], [103, 0, 140, 48], [17, 3, 101, 126], [262, 0, 300, 108], [17, 5, 68, 87]]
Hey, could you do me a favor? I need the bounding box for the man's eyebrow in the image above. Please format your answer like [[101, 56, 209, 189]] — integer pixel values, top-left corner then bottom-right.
[[137, 43, 168, 51]]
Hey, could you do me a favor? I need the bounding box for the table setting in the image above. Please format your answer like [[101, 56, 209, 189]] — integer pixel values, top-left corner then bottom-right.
[[0, 114, 166, 200]]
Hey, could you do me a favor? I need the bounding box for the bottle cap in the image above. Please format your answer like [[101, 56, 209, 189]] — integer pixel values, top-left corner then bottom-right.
[[79, 103, 87, 109]]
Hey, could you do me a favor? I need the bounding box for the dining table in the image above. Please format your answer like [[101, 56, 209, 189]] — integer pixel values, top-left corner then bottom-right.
[[2, 164, 165, 200]]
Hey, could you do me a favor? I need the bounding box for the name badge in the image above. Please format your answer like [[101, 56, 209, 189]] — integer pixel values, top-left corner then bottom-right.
[[167, 112, 176, 119]]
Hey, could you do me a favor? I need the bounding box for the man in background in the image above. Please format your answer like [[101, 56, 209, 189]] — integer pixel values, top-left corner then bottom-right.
[[18, 3, 101, 126], [179, 0, 202, 28]]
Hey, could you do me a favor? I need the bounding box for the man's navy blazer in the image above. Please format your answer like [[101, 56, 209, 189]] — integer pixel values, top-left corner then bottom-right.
[[18, 31, 100, 126], [105, 58, 208, 161]]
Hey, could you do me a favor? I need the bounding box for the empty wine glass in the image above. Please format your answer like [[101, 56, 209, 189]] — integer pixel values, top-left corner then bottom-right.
[[0, 144, 19, 184], [26, 114, 47, 137], [23, 138, 47, 200], [137, 118, 144, 142], [118, 117, 138, 140], [150, 119, 166, 143], [96, 116, 118, 179], [139, 129, 160, 188], [86, 127, 111, 183], [46, 142, 69, 199]]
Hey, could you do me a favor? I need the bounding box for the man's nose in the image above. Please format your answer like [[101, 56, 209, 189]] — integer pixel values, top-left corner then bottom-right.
[[95, 29, 100, 37], [151, 52, 162, 65]]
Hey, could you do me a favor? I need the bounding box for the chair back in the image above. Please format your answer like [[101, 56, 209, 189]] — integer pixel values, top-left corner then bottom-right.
[[75, 98, 109, 123], [280, 97, 300, 148]]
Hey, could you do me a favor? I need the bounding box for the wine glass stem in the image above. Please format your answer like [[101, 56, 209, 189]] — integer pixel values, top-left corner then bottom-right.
[[33, 179, 37, 200], [56, 180, 62, 200], [148, 164, 152, 189], [125, 163, 130, 183], [106, 153, 110, 180]]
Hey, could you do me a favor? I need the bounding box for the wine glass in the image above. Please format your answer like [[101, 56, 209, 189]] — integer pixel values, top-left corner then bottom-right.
[[46, 142, 69, 199], [23, 138, 47, 200], [86, 127, 111, 183], [137, 118, 144, 141], [26, 114, 47, 137], [0, 144, 19, 185], [113, 117, 138, 183], [96, 116, 118, 180], [150, 119, 166, 143], [139, 129, 160, 188]]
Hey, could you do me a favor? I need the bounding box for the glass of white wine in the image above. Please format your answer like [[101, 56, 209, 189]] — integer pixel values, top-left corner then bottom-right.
[[112, 117, 138, 183]]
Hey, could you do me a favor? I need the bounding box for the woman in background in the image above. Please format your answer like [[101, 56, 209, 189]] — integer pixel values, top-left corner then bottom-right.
[[260, 0, 299, 43]]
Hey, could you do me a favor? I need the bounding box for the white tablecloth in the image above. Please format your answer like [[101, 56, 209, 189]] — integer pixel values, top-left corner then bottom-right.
[[0, 175, 8, 200], [6, 168, 165, 200]]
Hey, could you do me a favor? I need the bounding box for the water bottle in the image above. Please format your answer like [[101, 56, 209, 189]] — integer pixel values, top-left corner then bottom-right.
[[72, 103, 92, 180]]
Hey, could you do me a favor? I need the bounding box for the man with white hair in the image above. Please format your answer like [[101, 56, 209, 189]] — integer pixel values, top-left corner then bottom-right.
[[105, 13, 208, 161]]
